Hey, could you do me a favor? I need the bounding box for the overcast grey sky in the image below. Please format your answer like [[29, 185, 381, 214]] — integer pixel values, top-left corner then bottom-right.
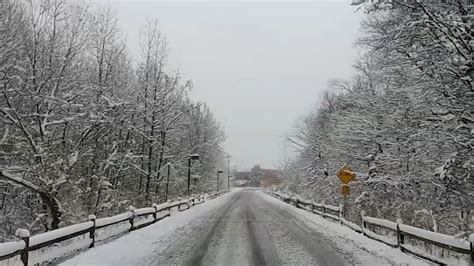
[[91, 0, 363, 170]]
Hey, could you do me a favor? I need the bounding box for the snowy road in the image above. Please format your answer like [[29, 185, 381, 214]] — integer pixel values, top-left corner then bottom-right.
[[146, 188, 344, 265], [63, 189, 428, 266]]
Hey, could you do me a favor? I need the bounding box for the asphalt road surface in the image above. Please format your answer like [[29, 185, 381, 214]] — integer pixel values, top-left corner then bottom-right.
[[145, 188, 346, 266]]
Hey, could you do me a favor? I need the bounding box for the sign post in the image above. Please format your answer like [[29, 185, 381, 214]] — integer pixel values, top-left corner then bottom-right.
[[336, 165, 356, 219]]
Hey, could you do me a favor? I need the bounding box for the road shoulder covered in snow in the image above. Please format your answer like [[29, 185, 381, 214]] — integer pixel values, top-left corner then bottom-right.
[[257, 191, 431, 266], [60, 190, 237, 265]]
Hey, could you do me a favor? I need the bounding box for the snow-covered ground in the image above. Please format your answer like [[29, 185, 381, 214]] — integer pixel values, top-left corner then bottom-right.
[[259, 191, 431, 266], [60, 190, 238, 265], [61, 188, 431, 265]]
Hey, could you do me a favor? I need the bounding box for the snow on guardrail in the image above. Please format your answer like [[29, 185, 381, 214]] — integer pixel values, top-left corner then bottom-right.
[[0, 191, 229, 266], [299, 198, 312, 205], [96, 212, 132, 228], [324, 204, 340, 212], [363, 216, 398, 231], [341, 218, 362, 233], [399, 224, 471, 251], [0, 241, 25, 259], [29, 221, 93, 248], [364, 229, 398, 246], [134, 207, 156, 216], [269, 190, 474, 265], [312, 202, 323, 208]]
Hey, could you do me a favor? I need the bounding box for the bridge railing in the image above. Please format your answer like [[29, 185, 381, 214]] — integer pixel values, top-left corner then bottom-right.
[[0, 192, 222, 266], [271, 191, 473, 265]]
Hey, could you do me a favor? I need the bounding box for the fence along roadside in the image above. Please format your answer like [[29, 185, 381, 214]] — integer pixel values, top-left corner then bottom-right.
[[271, 191, 473, 265], [0, 192, 225, 266]]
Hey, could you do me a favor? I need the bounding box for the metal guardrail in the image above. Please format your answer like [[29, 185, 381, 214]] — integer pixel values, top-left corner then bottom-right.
[[0, 192, 224, 265], [271, 191, 473, 265]]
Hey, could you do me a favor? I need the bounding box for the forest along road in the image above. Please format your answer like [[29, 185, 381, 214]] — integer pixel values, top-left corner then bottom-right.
[[145, 188, 345, 266]]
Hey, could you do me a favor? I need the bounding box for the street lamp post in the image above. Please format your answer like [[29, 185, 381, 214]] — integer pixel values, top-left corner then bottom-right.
[[187, 154, 200, 196], [216, 170, 223, 192], [165, 163, 171, 202]]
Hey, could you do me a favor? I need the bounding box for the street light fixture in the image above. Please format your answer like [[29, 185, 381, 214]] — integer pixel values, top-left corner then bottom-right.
[[216, 170, 223, 192], [187, 154, 200, 196]]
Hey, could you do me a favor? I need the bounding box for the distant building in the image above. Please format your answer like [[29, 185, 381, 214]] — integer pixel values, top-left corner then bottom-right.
[[232, 169, 281, 187], [234, 171, 250, 180], [232, 171, 251, 187], [260, 169, 282, 187]]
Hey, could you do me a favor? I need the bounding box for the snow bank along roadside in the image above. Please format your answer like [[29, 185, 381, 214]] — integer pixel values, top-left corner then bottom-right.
[[0, 191, 229, 266], [258, 191, 435, 265], [60, 190, 236, 265]]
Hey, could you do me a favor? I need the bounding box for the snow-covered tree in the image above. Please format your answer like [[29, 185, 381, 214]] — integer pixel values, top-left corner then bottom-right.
[[281, 0, 473, 234], [0, 0, 227, 238]]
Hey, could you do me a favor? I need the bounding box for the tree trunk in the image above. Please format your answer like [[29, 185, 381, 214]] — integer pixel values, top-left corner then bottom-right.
[[38, 191, 62, 230]]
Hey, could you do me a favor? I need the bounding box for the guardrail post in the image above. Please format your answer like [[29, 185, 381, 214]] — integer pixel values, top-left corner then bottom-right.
[[177, 198, 182, 211], [311, 202, 315, 213], [16, 229, 30, 266], [152, 203, 158, 221], [128, 206, 136, 231], [88, 215, 96, 248], [395, 223, 401, 247], [397, 223, 405, 251], [470, 240, 473, 262], [396, 218, 405, 252], [361, 211, 366, 236], [322, 203, 326, 219], [339, 203, 343, 225]]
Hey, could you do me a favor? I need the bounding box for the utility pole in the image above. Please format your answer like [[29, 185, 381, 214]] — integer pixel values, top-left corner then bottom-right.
[[226, 154, 231, 190], [187, 159, 191, 196], [216, 170, 223, 192]]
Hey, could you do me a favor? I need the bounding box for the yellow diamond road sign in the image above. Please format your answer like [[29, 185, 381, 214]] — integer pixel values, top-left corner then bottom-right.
[[337, 165, 356, 184]]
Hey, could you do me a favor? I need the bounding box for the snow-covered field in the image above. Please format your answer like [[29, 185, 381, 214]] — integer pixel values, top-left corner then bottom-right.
[[61, 188, 431, 265]]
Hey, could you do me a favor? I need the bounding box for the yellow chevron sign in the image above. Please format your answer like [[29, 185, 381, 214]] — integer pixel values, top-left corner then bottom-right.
[[337, 165, 356, 184]]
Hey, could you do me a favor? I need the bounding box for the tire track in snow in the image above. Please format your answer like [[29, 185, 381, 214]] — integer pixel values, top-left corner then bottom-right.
[[245, 193, 282, 266], [250, 191, 346, 266], [185, 192, 242, 265]]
